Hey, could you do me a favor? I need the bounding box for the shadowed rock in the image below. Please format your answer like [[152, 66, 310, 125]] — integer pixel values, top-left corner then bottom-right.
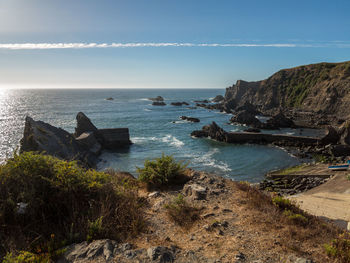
[[212, 95, 224, 102], [152, 101, 166, 106], [180, 116, 200, 123], [75, 112, 98, 138]]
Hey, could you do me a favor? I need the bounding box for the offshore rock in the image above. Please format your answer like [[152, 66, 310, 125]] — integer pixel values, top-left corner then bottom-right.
[[148, 96, 164, 102], [230, 110, 261, 128], [212, 95, 224, 102], [152, 101, 166, 106], [180, 116, 200, 123], [171, 102, 189, 106]]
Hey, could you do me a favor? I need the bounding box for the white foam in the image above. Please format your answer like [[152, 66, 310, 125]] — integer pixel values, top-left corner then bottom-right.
[[138, 98, 149, 101], [132, 136, 158, 143], [144, 108, 152, 112], [191, 148, 232, 172], [161, 135, 184, 147]]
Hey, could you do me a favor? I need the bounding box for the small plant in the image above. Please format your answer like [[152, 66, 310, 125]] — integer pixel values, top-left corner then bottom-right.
[[87, 217, 104, 242], [137, 154, 188, 188], [272, 196, 293, 210], [283, 210, 308, 226], [324, 232, 350, 262], [164, 194, 201, 228]]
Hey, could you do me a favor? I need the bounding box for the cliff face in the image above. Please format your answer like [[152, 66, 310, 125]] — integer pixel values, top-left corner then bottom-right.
[[224, 61, 350, 118]]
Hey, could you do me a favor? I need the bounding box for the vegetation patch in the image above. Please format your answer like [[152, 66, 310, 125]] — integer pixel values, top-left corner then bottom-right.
[[137, 154, 189, 189], [277, 164, 308, 175], [324, 232, 350, 263], [164, 194, 201, 228], [0, 152, 145, 261]]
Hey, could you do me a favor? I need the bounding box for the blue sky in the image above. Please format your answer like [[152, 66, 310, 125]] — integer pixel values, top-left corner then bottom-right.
[[0, 0, 349, 88]]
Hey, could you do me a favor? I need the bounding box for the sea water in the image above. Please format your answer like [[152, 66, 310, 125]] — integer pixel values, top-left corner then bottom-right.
[[0, 88, 310, 182]]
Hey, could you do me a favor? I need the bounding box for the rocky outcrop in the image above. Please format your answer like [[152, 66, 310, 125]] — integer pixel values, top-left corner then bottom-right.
[[152, 101, 166, 106], [75, 112, 98, 138], [266, 111, 295, 128], [180, 116, 200, 123], [196, 103, 224, 111], [194, 99, 209, 103], [20, 113, 131, 167], [148, 96, 164, 102], [230, 110, 261, 128], [224, 61, 350, 120], [235, 101, 260, 115], [171, 102, 189, 106], [20, 116, 99, 167], [212, 95, 224, 102], [106, 97, 114, 101]]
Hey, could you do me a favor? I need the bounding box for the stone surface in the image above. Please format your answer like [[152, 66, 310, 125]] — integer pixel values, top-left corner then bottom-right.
[[180, 116, 200, 123], [147, 246, 175, 262], [148, 96, 164, 102], [74, 112, 98, 138], [75, 132, 102, 155], [230, 110, 262, 127], [212, 95, 224, 102], [152, 101, 166, 106], [20, 116, 98, 167], [171, 102, 189, 106], [183, 183, 207, 200]]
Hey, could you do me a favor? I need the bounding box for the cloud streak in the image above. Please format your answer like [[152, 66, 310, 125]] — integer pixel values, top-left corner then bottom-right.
[[0, 42, 349, 50]]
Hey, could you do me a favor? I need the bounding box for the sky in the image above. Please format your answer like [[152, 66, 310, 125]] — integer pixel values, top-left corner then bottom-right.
[[0, 0, 349, 89]]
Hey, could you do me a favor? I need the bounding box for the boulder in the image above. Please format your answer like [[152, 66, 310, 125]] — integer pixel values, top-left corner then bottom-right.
[[152, 101, 166, 106], [148, 96, 164, 102], [147, 246, 175, 262], [183, 184, 207, 200], [97, 128, 132, 149], [320, 126, 340, 145], [223, 98, 237, 113], [171, 102, 189, 106], [75, 132, 102, 155], [180, 116, 200, 123], [193, 99, 209, 103], [339, 120, 350, 145], [230, 110, 262, 128], [106, 97, 114, 101], [328, 144, 350, 157], [266, 111, 295, 128], [202, 122, 228, 142], [212, 95, 224, 102], [235, 101, 260, 115], [74, 112, 98, 138], [20, 116, 98, 167]]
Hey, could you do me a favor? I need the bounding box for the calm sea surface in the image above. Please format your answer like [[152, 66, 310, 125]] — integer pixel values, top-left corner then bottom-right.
[[0, 88, 319, 182]]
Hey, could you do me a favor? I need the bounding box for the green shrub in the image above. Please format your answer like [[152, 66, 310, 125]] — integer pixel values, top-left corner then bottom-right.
[[0, 152, 145, 259], [164, 194, 201, 228], [2, 251, 51, 263], [283, 210, 308, 226], [137, 154, 188, 188], [272, 196, 293, 210], [324, 233, 350, 262]]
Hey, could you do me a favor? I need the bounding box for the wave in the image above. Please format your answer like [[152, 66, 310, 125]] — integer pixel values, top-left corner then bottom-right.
[[190, 148, 232, 172], [132, 135, 184, 148], [144, 108, 152, 112], [138, 98, 150, 101], [161, 135, 184, 147]]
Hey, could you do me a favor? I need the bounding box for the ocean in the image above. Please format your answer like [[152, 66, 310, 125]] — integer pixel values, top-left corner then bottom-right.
[[0, 88, 319, 182]]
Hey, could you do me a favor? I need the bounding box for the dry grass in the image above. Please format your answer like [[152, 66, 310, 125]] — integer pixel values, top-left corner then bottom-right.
[[164, 194, 201, 228]]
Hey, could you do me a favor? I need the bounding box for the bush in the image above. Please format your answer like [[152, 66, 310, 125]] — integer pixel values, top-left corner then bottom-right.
[[324, 232, 350, 262], [164, 194, 201, 228], [0, 152, 145, 260], [272, 196, 293, 210], [137, 154, 188, 188], [283, 210, 308, 226]]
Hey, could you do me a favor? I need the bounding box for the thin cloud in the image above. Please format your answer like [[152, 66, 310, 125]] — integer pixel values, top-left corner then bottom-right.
[[0, 42, 349, 50]]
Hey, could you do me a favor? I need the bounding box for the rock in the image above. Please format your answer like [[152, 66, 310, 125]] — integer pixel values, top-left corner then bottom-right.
[[74, 112, 98, 138], [223, 98, 237, 113], [148, 191, 160, 198], [183, 183, 207, 200], [194, 99, 209, 103], [97, 128, 132, 149], [147, 246, 174, 262], [328, 144, 350, 157], [148, 96, 164, 102], [171, 102, 189, 106], [58, 239, 118, 263], [266, 111, 295, 128], [20, 116, 98, 167], [180, 116, 200, 123], [235, 101, 260, 115], [230, 110, 262, 127], [152, 101, 166, 106], [234, 252, 246, 262], [320, 125, 340, 145], [339, 120, 350, 145], [243, 128, 261, 133], [106, 97, 114, 101], [76, 132, 102, 155], [294, 257, 313, 263], [212, 95, 224, 102]]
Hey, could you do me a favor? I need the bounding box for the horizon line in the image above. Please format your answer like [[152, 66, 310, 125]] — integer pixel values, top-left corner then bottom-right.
[[0, 42, 350, 50]]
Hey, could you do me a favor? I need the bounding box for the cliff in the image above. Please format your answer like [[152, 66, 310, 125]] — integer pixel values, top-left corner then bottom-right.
[[224, 61, 350, 119]]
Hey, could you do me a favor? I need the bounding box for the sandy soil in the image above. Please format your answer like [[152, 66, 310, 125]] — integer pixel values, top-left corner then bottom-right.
[[289, 167, 350, 229]]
